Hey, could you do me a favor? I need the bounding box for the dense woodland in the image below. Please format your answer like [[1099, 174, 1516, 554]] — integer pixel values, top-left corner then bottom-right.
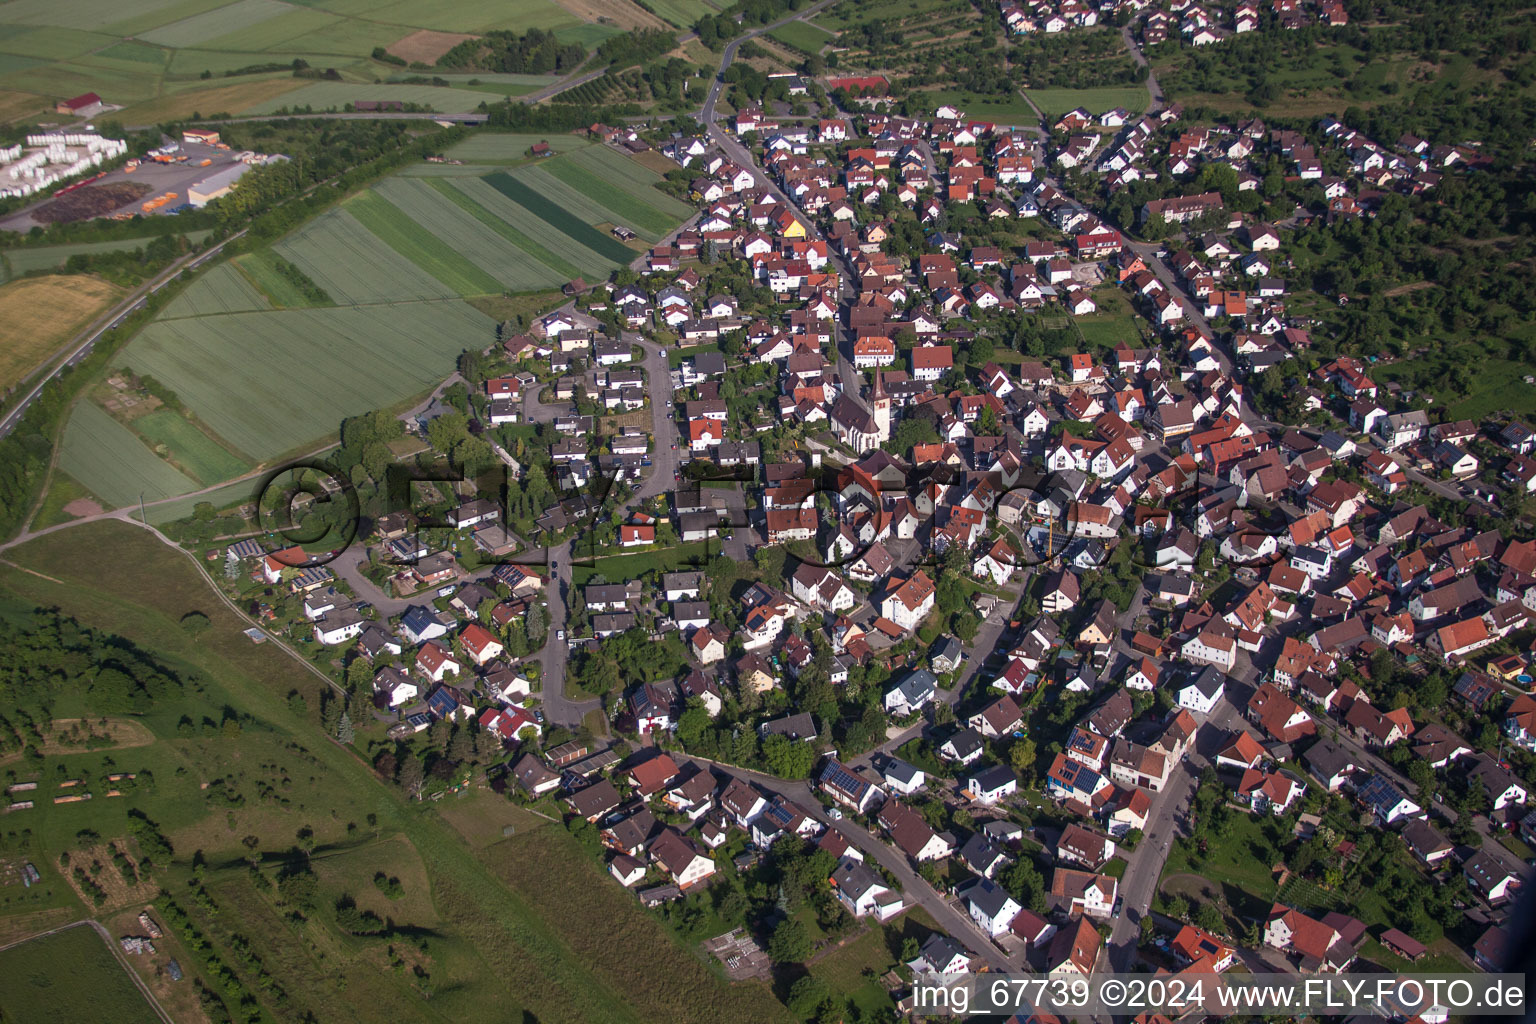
[[0, 603, 186, 755], [436, 29, 586, 74]]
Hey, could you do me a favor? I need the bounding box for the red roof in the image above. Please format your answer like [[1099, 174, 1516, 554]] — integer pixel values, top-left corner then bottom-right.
[[911, 346, 953, 370], [62, 92, 101, 110]]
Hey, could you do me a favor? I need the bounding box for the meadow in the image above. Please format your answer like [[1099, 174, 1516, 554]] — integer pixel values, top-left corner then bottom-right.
[[0, 521, 793, 1024], [58, 398, 200, 506], [0, 924, 161, 1024], [0, 274, 122, 390], [443, 132, 593, 164], [240, 80, 507, 115], [639, 0, 720, 28], [921, 89, 1043, 125]]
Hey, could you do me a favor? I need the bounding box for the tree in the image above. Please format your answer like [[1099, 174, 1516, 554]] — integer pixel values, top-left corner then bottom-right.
[[1010, 736, 1036, 777], [1164, 895, 1190, 920], [763, 734, 815, 779], [1195, 901, 1224, 934], [787, 975, 830, 1018], [397, 754, 425, 796], [336, 710, 354, 745], [767, 917, 812, 963]]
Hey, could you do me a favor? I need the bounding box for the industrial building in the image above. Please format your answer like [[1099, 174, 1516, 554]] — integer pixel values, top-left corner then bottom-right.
[[187, 162, 250, 207]]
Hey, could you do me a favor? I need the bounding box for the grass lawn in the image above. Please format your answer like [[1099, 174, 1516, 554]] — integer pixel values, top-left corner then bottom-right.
[[921, 89, 1041, 125], [573, 540, 713, 583], [0, 924, 160, 1024], [768, 20, 832, 53], [807, 909, 940, 1018], [1023, 85, 1149, 118]]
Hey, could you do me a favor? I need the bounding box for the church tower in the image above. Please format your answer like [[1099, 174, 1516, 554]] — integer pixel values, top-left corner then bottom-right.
[[871, 371, 891, 443]]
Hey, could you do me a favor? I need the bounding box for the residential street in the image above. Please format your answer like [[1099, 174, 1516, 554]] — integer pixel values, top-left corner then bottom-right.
[[1105, 694, 1246, 971], [676, 752, 1015, 971]]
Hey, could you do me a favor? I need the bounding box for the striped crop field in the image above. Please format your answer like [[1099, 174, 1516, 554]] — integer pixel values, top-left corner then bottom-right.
[[345, 190, 505, 296], [483, 170, 639, 264], [538, 155, 677, 239], [421, 176, 581, 282], [160, 262, 272, 318], [575, 145, 693, 216], [274, 206, 459, 304], [372, 177, 570, 292], [59, 400, 200, 507], [121, 299, 494, 459], [453, 175, 621, 279], [138, 0, 298, 48]]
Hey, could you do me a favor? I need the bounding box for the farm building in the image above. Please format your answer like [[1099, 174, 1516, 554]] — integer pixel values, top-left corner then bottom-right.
[[188, 163, 250, 207], [56, 92, 105, 117], [183, 129, 221, 146]]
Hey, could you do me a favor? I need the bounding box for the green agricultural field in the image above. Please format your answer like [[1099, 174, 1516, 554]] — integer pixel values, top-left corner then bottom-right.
[[485, 169, 641, 264], [453, 175, 622, 278], [425, 177, 584, 282], [346, 190, 504, 296], [768, 19, 832, 53], [231, 249, 330, 309], [131, 408, 250, 483], [160, 261, 272, 317], [535, 157, 676, 239], [0, 26, 121, 61], [138, 0, 295, 48], [120, 299, 492, 459], [640, 0, 718, 28], [59, 400, 200, 507], [0, 924, 161, 1024], [1023, 84, 1148, 118], [375, 177, 572, 290], [274, 206, 459, 305]]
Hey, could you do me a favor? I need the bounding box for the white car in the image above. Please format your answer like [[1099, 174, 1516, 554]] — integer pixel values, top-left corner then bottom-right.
[[557, 630, 565, 640], [826, 807, 843, 821]]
